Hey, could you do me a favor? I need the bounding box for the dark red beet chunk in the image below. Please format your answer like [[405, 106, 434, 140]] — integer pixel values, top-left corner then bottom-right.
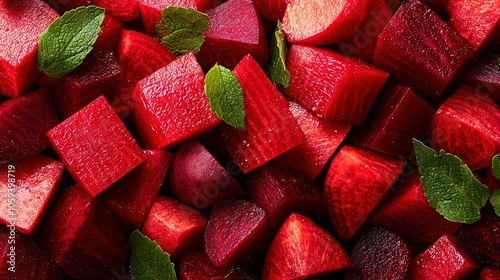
[[285, 44, 388, 125], [373, 0, 472, 100], [462, 51, 500, 103], [262, 213, 352, 279], [345, 227, 411, 280], [370, 173, 461, 244], [0, 0, 59, 98], [274, 100, 351, 180], [325, 146, 405, 240], [406, 234, 479, 280], [141, 196, 207, 261], [219, 55, 305, 174], [0, 89, 59, 165], [133, 52, 221, 150], [253, 0, 287, 21], [47, 96, 146, 197], [40, 187, 128, 280], [100, 150, 174, 230], [180, 252, 256, 280]]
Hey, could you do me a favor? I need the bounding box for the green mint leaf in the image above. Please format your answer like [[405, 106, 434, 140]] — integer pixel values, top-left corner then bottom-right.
[[37, 6, 105, 78], [156, 6, 209, 56], [491, 189, 500, 217], [205, 64, 246, 131], [268, 21, 290, 87], [129, 230, 176, 280], [413, 139, 490, 224], [492, 154, 500, 182]]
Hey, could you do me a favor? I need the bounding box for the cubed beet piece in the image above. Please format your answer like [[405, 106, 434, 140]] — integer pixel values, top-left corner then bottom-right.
[[47, 96, 146, 197], [180, 251, 256, 280], [91, 15, 123, 53]]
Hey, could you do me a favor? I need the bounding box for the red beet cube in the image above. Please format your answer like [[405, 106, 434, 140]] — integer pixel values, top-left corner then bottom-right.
[[169, 139, 244, 210], [40, 187, 128, 279], [92, 0, 140, 22], [481, 267, 500, 280], [0, 89, 59, 165], [219, 55, 305, 173], [247, 166, 326, 229], [0, 228, 61, 279], [370, 173, 461, 244], [179, 252, 256, 280], [274, 100, 351, 180], [373, 0, 472, 100], [91, 15, 123, 54], [205, 200, 271, 268], [253, 0, 287, 21], [355, 85, 435, 158], [325, 146, 405, 240], [138, 0, 212, 35], [285, 44, 388, 125], [262, 213, 352, 279], [462, 50, 500, 103], [47, 96, 146, 197], [0, 0, 59, 97], [431, 85, 500, 170], [141, 196, 207, 261], [406, 234, 479, 280], [197, 0, 268, 70], [134, 52, 221, 150], [100, 150, 174, 230]]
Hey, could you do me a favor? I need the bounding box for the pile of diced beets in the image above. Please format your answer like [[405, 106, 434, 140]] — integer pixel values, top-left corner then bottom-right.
[[1, 0, 500, 279]]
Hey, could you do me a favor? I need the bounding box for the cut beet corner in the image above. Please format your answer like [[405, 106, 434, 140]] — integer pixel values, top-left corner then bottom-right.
[[197, 0, 268, 70], [325, 146, 405, 240], [205, 200, 271, 269], [40, 187, 128, 279], [180, 251, 257, 280], [219, 55, 305, 174], [373, 0, 472, 100], [47, 96, 146, 197], [282, 0, 370, 45], [284, 44, 388, 125], [100, 150, 174, 230], [0, 155, 63, 235], [262, 213, 352, 280], [133, 52, 221, 150]]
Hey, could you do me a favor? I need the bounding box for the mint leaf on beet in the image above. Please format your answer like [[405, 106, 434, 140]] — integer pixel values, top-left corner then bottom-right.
[[492, 154, 500, 182], [268, 21, 290, 87], [37, 6, 105, 78], [156, 6, 209, 56], [205, 64, 246, 131], [129, 230, 176, 280], [491, 190, 500, 217], [413, 139, 490, 224]]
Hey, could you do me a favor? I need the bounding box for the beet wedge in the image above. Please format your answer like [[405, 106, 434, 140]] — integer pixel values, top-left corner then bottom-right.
[[284, 44, 388, 125], [282, 0, 370, 45], [431, 85, 500, 170], [345, 227, 411, 280], [262, 213, 352, 279], [100, 150, 174, 230], [274, 100, 351, 180], [406, 234, 479, 280], [253, 0, 288, 21], [0, 0, 59, 98], [40, 187, 128, 280], [0, 89, 59, 165], [134, 52, 221, 150], [247, 166, 326, 230], [373, 0, 472, 100], [325, 146, 405, 240], [141, 196, 207, 261], [205, 200, 271, 268], [219, 55, 305, 174], [197, 0, 268, 70], [180, 252, 256, 280], [47, 96, 146, 197], [462, 50, 500, 104], [169, 139, 244, 210]]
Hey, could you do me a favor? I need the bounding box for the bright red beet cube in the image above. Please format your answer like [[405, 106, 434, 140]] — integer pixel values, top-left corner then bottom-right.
[[134, 52, 221, 150], [141, 196, 207, 261], [179, 252, 256, 280], [285, 44, 388, 125], [0, 0, 59, 98], [91, 15, 123, 54], [47, 96, 146, 197]]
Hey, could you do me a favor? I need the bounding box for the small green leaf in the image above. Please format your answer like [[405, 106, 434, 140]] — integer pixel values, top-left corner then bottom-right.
[[129, 230, 176, 280], [413, 139, 490, 224], [37, 6, 105, 78], [492, 154, 500, 182], [491, 190, 500, 217], [156, 6, 209, 56], [205, 64, 246, 131], [268, 21, 290, 87]]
